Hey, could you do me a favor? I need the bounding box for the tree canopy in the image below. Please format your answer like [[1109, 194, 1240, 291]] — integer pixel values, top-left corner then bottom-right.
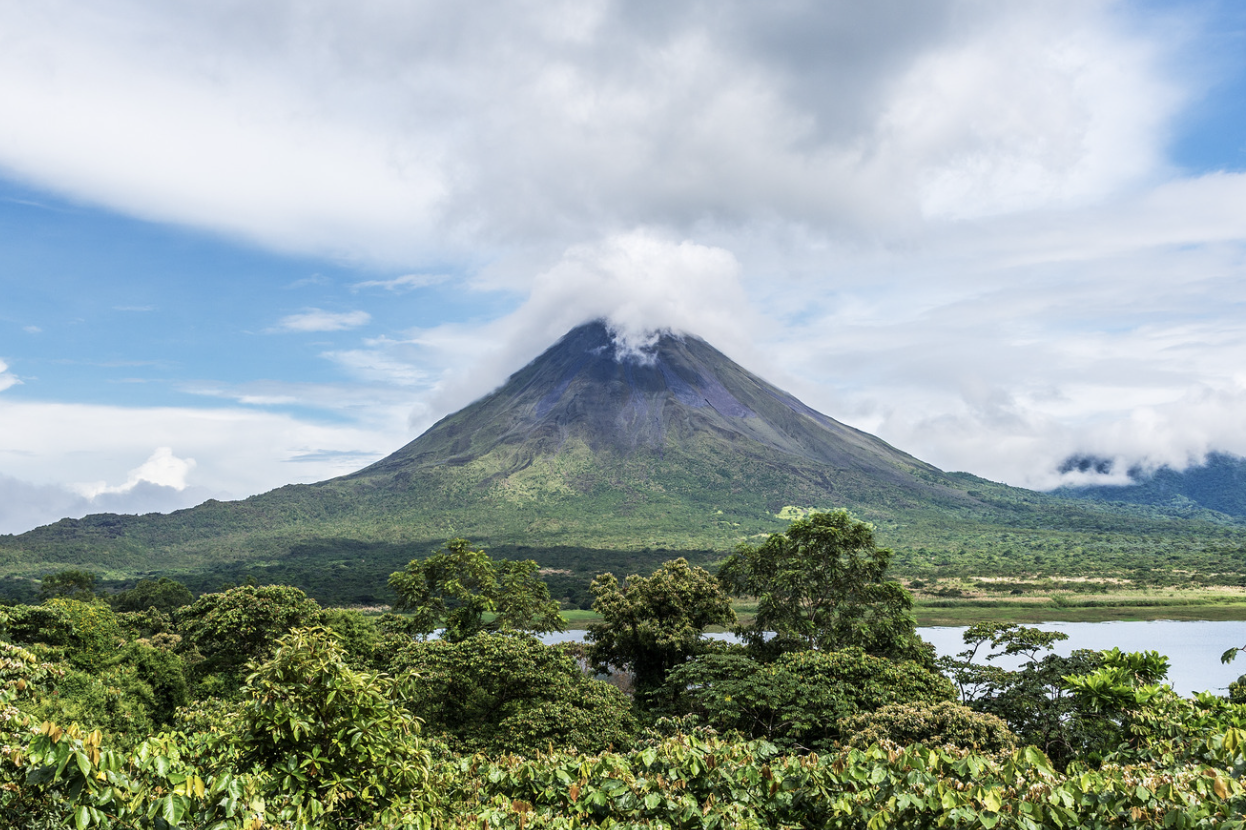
[[719, 509, 928, 662], [110, 577, 193, 615], [390, 633, 635, 755], [387, 538, 564, 641], [38, 569, 97, 602], [177, 584, 325, 681], [586, 557, 736, 696]]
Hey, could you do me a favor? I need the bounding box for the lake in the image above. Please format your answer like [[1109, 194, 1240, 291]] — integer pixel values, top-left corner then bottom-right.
[[920, 620, 1246, 697], [545, 619, 1246, 696]]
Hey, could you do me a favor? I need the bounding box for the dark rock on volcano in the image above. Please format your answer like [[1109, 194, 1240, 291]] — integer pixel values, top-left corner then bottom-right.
[[336, 320, 981, 534]]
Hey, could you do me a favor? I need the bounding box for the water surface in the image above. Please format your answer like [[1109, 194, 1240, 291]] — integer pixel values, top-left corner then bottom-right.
[[546, 620, 1246, 696]]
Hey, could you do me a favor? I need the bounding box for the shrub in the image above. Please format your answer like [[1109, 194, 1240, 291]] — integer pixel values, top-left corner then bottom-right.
[[392, 633, 637, 755], [843, 700, 1018, 752], [177, 584, 324, 682], [669, 646, 956, 753]]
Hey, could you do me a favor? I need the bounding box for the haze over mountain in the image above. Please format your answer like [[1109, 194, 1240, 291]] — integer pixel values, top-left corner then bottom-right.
[[3, 320, 1244, 604]]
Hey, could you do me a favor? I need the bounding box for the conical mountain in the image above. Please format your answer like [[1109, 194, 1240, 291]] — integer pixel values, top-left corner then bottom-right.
[[4, 319, 990, 567], [356, 320, 927, 478], [337, 319, 979, 540], [14, 319, 1243, 606]]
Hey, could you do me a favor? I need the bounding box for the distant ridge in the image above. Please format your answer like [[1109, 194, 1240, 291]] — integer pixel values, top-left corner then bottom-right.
[[1057, 452, 1246, 519]]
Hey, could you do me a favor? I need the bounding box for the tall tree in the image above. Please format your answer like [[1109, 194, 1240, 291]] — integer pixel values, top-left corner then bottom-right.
[[391, 634, 635, 755], [110, 577, 194, 614], [387, 538, 564, 641], [719, 509, 928, 663], [586, 557, 736, 697]]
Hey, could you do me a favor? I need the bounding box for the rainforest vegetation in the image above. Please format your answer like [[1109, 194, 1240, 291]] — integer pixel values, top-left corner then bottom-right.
[[6, 511, 1246, 828]]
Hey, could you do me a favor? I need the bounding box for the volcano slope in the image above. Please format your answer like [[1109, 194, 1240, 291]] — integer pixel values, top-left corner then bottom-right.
[[3, 321, 1246, 604]]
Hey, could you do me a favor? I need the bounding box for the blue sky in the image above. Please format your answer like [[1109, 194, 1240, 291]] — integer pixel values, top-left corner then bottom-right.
[[2, 0, 1246, 533]]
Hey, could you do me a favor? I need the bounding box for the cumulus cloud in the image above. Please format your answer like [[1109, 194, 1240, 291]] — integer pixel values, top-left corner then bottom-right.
[[0, 399, 411, 533], [271, 309, 371, 333], [0, 471, 224, 536], [338, 231, 768, 423], [0, 1, 1179, 262], [72, 446, 196, 499]]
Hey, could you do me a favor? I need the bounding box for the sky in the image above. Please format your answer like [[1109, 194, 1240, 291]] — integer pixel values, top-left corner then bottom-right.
[[2, 0, 1246, 534]]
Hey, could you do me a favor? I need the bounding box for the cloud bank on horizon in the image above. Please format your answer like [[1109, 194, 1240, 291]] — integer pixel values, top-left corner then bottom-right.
[[2, 0, 1246, 533]]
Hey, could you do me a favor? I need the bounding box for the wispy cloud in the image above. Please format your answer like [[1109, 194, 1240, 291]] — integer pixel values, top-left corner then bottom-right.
[[179, 379, 415, 415], [270, 309, 371, 333], [322, 345, 429, 387], [285, 274, 331, 289]]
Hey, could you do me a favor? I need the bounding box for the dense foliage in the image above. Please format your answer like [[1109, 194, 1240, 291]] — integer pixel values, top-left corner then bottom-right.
[[666, 647, 955, 753], [586, 558, 735, 698], [387, 538, 564, 640], [720, 510, 929, 663], [5, 517, 1246, 827], [390, 633, 635, 755]]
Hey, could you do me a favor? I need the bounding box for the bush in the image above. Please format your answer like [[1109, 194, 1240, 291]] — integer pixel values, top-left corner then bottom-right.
[[843, 700, 1018, 752], [177, 584, 324, 682], [1230, 673, 1246, 704], [669, 646, 956, 753], [228, 626, 438, 827], [392, 633, 637, 755], [0, 600, 123, 672]]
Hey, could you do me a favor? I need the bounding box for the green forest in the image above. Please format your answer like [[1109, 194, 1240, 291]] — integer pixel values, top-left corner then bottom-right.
[[6, 511, 1246, 828]]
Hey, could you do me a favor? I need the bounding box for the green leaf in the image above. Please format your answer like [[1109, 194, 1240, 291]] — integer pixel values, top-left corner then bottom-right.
[[75, 805, 90, 830]]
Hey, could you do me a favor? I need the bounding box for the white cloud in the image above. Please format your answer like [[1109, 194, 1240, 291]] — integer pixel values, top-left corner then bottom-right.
[[0, 1, 1181, 263], [0, 399, 412, 533], [322, 345, 430, 387], [0, 360, 19, 392], [368, 231, 768, 421], [351, 273, 450, 292], [72, 446, 196, 499], [271, 309, 371, 333]]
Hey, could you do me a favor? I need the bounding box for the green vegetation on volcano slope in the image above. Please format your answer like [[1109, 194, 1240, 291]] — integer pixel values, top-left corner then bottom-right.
[[2, 459, 1246, 607], [8, 317, 1246, 604]]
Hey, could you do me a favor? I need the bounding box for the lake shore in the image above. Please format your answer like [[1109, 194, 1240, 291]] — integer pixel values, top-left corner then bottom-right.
[[558, 585, 1246, 628]]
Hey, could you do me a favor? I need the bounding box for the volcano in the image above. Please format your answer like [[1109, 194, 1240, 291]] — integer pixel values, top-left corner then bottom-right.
[[10, 320, 1240, 605], [337, 319, 980, 539]]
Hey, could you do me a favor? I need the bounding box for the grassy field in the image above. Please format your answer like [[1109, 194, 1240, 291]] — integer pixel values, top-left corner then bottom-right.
[[906, 579, 1246, 625]]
